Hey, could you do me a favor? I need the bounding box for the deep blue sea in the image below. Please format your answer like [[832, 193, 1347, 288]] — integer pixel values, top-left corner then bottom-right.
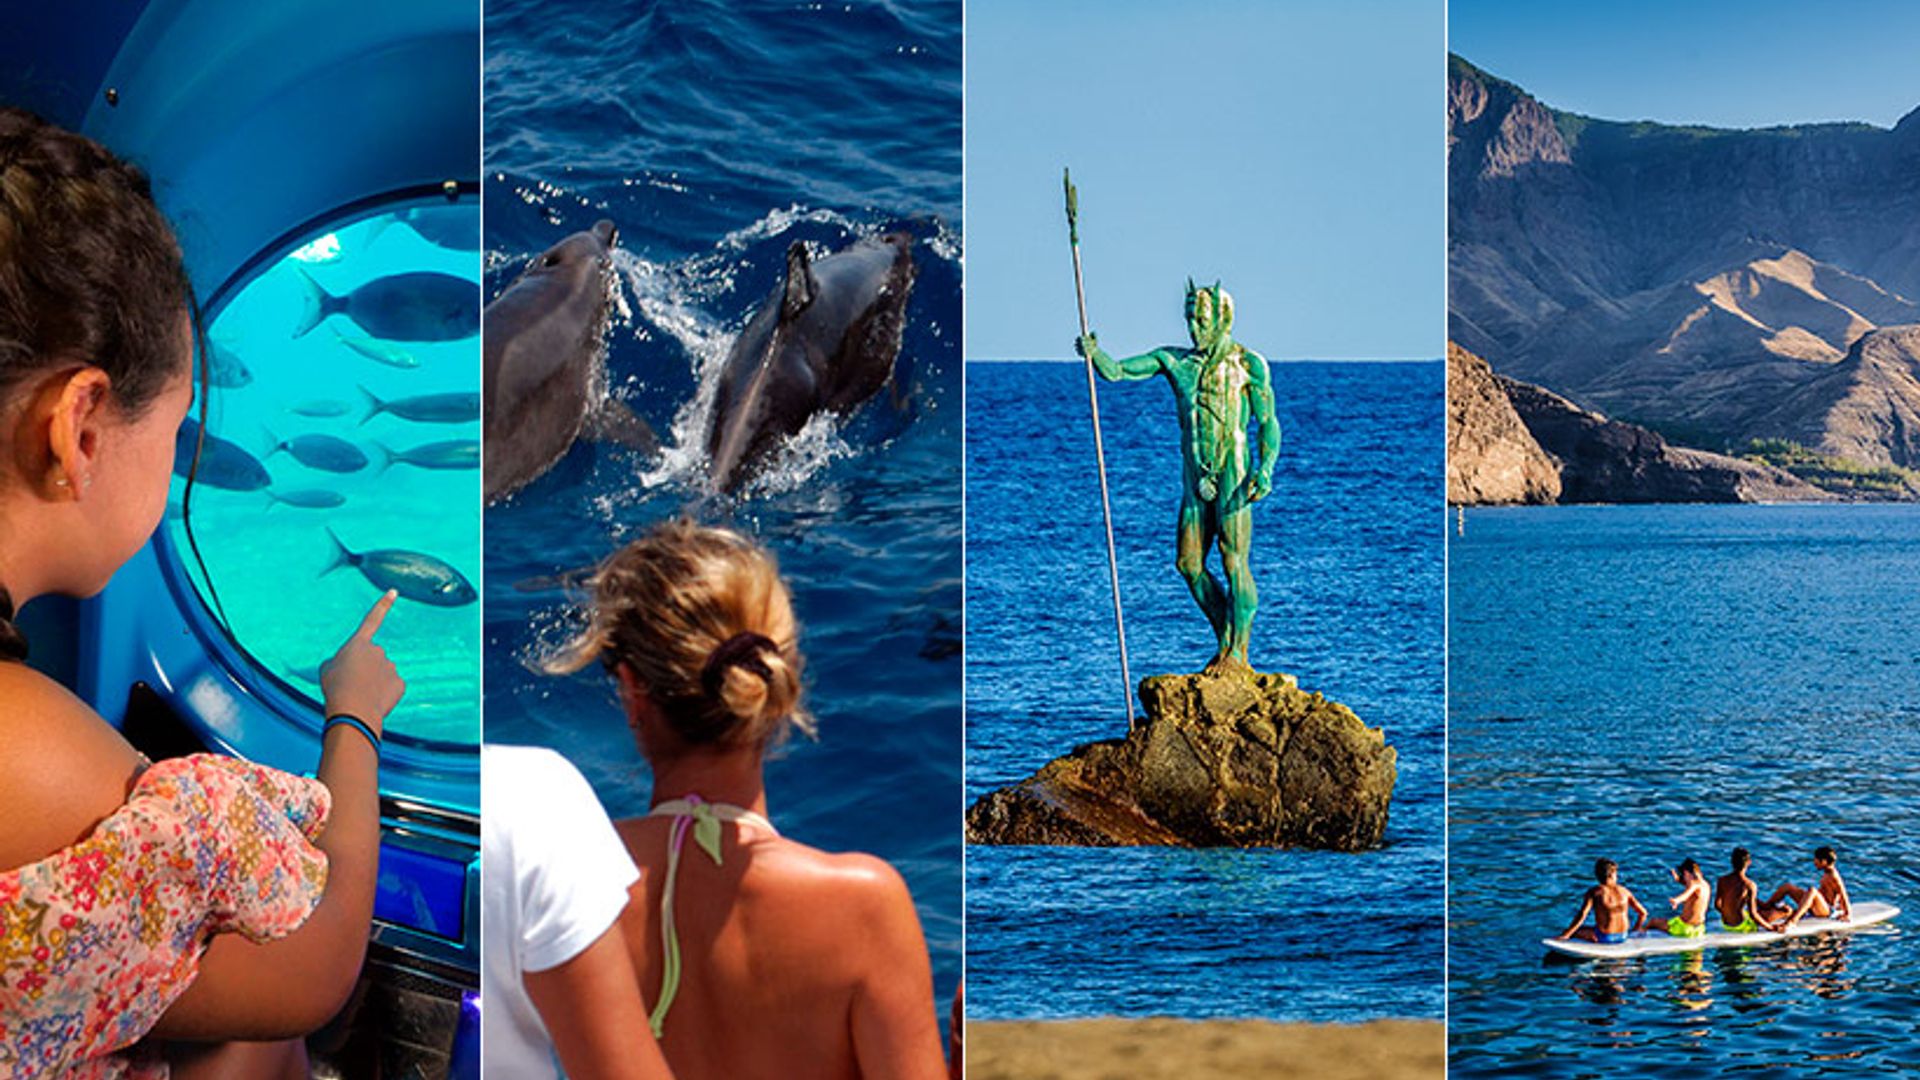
[[170, 204, 481, 746], [483, 0, 961, 1022], [1450, 506, 1920, 1077], [965, 360, 1445, 1021]]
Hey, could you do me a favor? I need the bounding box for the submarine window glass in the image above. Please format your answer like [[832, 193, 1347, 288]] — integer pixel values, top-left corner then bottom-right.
[[167, 200, 480, 747]]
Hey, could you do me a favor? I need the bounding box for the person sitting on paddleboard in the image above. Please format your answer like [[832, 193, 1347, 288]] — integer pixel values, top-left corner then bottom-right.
[[1557, 858, 1649, 943], [1645, 858, 1710, 938], [1714, 847, 1784, 933], [1764, 845, 1852, 929]]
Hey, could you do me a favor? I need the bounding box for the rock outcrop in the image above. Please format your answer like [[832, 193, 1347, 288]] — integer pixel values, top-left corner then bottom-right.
[[1449, 53, 1920, 467], [1499, 376, 1829, 504], [1447, 342, 1560, 505], [965, 672, 1394, 852]]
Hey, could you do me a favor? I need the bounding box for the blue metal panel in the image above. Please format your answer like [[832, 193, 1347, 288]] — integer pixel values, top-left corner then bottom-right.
[[80, 0, 479, 302], [0, 3, 150, 126]]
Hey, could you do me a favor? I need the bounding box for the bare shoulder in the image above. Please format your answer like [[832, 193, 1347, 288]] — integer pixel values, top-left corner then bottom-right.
[[761, 841, 908, 902], [0, 664, 146, 868]]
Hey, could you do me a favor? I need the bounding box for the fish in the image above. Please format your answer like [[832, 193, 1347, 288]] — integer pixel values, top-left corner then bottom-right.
[[292, 269, 479, 342], [266, 488, 347, 510], [334, 332, 421, 369], [379, 439, 480, 471], [291, 399, 354, 418], [361, 387, 481, 425], [398, 207, 479, 252], [204, 340, 253, 389], [266, 431, 370, 473], [323, 529, 477, 607], [707, 233, 917, 491], [175, 418, 271, 491]]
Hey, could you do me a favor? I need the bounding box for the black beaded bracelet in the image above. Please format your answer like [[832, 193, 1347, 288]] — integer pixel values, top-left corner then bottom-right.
[[324, 713, 382, 756]]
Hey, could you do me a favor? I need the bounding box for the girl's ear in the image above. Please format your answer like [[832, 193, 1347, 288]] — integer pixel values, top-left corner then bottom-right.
[[46, 366, 113, 497]]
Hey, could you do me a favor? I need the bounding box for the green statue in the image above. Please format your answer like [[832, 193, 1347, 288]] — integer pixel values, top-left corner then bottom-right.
[[1075, 281, 1280, 675]]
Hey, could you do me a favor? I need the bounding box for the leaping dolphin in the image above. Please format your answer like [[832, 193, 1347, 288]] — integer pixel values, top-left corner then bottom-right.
[[483, 220, 654, 503], [706, 232, 916, 491]]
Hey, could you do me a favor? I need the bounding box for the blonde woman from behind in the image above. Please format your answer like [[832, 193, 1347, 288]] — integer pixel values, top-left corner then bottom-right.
[[544, 520, 947, 1080]]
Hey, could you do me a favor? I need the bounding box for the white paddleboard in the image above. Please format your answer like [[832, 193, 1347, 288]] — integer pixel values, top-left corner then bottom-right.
[[1542, 901, 1900, 959]]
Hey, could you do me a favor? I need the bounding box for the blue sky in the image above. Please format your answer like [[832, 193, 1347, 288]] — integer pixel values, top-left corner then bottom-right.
[[1451, 0, 1920, 130], [964, 0, 1442, 361]]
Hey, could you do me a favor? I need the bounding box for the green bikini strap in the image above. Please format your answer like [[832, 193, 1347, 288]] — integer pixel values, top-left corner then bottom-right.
[[650, 799, 724, 1038]]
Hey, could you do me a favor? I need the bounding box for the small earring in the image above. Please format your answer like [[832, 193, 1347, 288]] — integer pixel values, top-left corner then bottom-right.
[[53, 476, 70, 488]]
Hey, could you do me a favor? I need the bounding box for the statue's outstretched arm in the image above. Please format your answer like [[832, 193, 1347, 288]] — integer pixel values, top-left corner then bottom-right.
[[1246, 348, 1281, 497], [1075, 333, 1167, 381]]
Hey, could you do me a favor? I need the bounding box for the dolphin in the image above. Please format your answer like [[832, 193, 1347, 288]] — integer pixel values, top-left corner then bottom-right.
[[482, 220, 654, 503], [706, 233, 916, 491]]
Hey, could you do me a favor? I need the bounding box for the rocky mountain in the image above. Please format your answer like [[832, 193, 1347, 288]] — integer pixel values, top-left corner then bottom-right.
[[1744, 324, 1920, 468], [1449, 54, 1920, 472], [1447, 342, 1559, 504], [1497, 375, 1830, 504]]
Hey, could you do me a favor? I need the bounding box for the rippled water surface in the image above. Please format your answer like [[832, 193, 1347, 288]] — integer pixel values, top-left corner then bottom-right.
[[1450, 505, 1920, 1077], [966, 360, 1445, 1021], [484, 0, 961, 1012]]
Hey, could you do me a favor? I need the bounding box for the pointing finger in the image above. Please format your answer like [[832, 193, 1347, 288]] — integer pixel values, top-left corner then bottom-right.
[[352, 590, 399, 643]]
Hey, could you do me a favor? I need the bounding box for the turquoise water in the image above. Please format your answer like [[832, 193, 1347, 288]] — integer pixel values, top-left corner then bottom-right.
[[1450, 505, 1920, 1077], [168, 204, 481, 746]]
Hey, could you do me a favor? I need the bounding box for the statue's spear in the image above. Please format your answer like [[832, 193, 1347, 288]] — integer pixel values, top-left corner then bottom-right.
[[1064, 168, 1136, 731]]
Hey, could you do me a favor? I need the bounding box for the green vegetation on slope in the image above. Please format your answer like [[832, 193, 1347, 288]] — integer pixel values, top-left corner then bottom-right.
[[1741, 439, 1920, 496]]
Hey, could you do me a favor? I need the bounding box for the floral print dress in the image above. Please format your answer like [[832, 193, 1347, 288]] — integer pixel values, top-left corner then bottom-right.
[[0, 754, 331, 1078]]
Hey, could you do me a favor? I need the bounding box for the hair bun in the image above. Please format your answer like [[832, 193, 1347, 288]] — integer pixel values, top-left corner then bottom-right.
[[700, 631, 777, 700]]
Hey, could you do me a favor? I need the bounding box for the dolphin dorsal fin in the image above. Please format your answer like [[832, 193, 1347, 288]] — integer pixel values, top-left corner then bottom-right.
[[782, 241, 817, 321]]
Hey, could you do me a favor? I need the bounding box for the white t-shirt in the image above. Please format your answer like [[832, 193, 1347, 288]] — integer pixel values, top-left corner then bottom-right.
[[481, 744, 640, 1079]]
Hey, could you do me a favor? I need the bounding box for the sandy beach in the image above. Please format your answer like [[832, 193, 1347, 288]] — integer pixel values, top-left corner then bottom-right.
[[964, 1018, 1444, 1080]]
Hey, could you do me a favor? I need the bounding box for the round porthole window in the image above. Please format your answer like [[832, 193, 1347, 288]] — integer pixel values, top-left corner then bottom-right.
[[166, 198, 481, 749]]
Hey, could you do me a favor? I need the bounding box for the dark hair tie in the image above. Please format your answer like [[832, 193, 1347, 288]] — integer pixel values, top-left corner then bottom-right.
[[700, 631, 776, 702], [0, 587, 28, 663]]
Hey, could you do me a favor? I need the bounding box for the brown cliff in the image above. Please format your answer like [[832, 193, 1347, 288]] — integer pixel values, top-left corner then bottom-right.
[[1447, 342, 1560, 505]]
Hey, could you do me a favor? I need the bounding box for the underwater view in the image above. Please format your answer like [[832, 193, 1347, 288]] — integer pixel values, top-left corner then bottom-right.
[[483, 0, 963, 1023], [167, 202, 481, 747]]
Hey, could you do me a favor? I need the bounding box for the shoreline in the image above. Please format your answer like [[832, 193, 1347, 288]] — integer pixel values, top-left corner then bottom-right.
[[965, 1017, 1443, 1080]]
